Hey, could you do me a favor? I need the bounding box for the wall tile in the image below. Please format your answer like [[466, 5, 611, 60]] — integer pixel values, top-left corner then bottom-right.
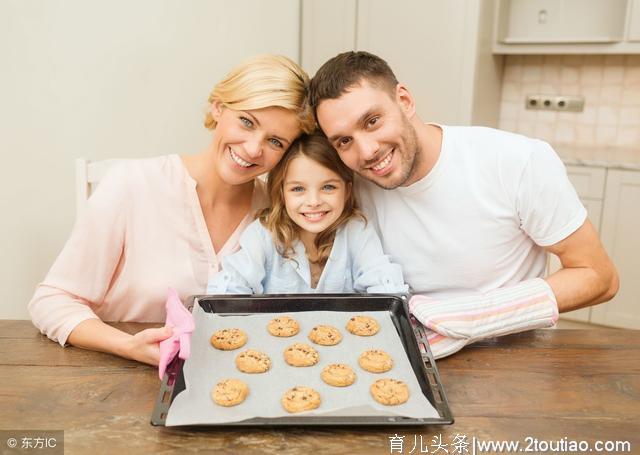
[[499, 55, 640, 147]]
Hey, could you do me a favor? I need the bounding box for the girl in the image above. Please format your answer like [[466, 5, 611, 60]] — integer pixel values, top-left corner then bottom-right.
[[29, 55, 315, 365], [207, 131, 407, 294]]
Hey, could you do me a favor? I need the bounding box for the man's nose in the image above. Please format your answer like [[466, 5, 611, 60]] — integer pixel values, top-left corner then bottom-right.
[[355, 135, 380, 163]]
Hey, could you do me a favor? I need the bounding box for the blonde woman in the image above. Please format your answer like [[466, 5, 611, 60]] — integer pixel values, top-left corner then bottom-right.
[[206, 131, 407, 295], [29, 55, 315, 365]]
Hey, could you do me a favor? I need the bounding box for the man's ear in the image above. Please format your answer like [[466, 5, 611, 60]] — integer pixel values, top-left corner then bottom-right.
[[395, 84, 416, 118], [210, 100, 224, 121], [345, 181, 352, 201]]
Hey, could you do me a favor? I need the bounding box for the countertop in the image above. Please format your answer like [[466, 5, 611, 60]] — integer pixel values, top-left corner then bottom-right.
[[1, 321, 638, 454], [555, 144, 640, 170]]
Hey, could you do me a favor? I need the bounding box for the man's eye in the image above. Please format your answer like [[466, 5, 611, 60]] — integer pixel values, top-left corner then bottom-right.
[[367, 116, 379, 127], [240, 117, 253, 127], [269, 138, 283, 148]]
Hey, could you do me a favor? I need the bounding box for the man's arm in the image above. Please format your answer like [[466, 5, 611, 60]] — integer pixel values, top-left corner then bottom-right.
[[544, 219, 619, 313]]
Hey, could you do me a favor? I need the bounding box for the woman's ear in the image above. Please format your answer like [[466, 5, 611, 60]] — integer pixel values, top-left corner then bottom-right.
[[210, 100, 224, 122], [395, 84, 416, 119]]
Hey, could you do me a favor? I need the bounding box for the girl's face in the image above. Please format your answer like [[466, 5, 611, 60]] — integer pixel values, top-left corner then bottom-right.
[[283, 155, 350, 239], [210, 102, 301, 185]]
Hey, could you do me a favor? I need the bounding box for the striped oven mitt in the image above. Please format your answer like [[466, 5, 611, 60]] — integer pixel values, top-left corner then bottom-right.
[[410, 278, 559, 359]]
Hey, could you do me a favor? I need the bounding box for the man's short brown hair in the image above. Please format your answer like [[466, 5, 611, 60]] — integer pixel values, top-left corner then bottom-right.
[[309, 51, 399, 116]]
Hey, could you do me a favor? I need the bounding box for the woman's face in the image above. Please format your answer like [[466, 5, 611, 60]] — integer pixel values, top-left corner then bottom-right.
[[211, 103, 301, 185], [283, 155, 349, 240]]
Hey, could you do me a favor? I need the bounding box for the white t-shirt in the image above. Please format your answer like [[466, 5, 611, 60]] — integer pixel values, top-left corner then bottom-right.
[[355, 125, 587, 298]]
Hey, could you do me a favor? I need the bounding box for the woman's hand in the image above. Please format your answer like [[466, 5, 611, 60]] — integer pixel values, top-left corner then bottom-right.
[[122, 326, 174, 366]]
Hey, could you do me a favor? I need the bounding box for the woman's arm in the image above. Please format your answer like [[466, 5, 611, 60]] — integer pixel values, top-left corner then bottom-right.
[[28, 163, 172, 363], [67, 319, 172, 366]]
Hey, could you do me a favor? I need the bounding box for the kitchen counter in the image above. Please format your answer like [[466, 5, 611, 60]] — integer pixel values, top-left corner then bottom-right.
[[555, 144, 640, 170], [1, 321, 638, 454]]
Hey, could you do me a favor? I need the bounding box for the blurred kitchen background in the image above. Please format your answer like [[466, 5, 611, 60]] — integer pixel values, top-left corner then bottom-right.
[[1, 0, 638, 329]]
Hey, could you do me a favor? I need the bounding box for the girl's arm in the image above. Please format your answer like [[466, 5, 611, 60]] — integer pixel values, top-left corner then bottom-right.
[[207, 220, 269, 294], [349, 219, 409, 294]]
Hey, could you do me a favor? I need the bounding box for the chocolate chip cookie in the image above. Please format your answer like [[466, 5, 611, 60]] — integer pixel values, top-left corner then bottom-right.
[[281, 386, 321, 413], [267, 316, 300, 337], [308, 325, 342, 346], [358, 349, 394, 373], [210, 328, 247, 350], [370, 378, 409, 405], [235, 349, 271, 373], [211, 378, 249, 407], [346, 315, 380, 336], [284, 342, 319, 367], [321, 363, 357, 387]]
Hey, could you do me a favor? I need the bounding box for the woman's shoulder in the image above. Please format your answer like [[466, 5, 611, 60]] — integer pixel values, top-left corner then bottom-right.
[[100, 154, 184, 189]]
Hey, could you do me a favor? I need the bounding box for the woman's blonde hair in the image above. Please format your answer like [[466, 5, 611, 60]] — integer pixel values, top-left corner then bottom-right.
[[259, 131, 364, 265], [204, 54, 315, 134]]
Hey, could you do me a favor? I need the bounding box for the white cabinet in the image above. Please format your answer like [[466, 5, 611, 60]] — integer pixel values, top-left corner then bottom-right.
[[496, 0, 627, 44], [591, 170, 640, 329], [551, 165, 640, 329], [494, 0, 640, 53], [301, 0, 503, 127], [630, 0, 640, 42]]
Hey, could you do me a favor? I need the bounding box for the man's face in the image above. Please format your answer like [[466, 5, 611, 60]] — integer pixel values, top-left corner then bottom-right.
[[316, 81, 421, 189]]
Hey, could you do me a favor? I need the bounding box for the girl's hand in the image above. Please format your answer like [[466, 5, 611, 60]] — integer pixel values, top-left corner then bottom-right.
[[123, 326, 173, 366]]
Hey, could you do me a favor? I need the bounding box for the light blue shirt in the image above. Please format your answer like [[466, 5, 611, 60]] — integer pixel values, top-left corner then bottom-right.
[[206, 217, 408, 295]]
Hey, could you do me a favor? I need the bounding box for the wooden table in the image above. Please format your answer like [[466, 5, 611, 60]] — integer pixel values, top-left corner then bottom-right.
[[2, 321, 638, 454]]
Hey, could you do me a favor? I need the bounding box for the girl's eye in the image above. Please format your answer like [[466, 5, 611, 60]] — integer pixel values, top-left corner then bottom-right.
[[337, 137, 351, 148], [322, 184, 337, 191], [269, 138, 283, 148], [290, 186, 304, 192], [240, 116, 253, 128]]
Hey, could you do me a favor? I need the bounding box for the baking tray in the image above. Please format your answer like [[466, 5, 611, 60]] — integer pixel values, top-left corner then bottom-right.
[[151, 293, 454, 426]]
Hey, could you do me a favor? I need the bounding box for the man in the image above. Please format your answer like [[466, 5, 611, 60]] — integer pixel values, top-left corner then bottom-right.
[[309, 51, 618, 358]]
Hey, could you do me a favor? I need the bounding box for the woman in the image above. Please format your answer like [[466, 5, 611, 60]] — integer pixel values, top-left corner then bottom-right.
[[28, 55, 315, 366]]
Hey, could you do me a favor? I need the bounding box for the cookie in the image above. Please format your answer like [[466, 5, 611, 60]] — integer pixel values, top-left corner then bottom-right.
[[284, 343, 319, 367], [281, 386, 321, 413], [235, 349, 271, 374], [210, 328, 247, 350], [321, 363, 357, 387], [370, 378, 409, 405], [346, 315, 380, 336], [308, 325, 342, 346], [211, 379, 249, 407], [267, 316, 300, 337], [358, 349, 394, 373]]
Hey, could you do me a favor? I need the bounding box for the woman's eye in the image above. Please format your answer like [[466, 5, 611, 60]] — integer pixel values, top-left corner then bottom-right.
[[240, 116, 253, 127], [269, 138, 283, 148]]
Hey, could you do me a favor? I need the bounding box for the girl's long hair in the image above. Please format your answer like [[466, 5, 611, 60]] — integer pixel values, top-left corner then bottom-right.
[[258, 131, 364, 265]]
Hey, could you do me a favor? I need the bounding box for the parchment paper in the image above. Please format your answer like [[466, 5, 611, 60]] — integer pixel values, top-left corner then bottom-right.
[[165, 303, 439, 425]]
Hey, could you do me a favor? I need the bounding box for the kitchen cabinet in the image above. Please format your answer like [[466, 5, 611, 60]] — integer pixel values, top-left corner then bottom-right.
[[550, 165, 640, 329], [493, 0, 640, 53], [591, 169, 640, 329], [301, 0, 503, 127]]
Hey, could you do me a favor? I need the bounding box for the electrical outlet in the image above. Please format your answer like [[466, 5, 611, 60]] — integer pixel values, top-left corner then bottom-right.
[[525, 95, 584, 112]]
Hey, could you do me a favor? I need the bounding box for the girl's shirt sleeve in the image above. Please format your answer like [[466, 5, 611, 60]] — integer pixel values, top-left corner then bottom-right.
[[348, 219, 409, 294], [206, 220, 269, 294]]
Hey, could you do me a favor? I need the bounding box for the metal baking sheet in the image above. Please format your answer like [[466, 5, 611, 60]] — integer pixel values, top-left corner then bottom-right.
[[151, 294, 454, 426]]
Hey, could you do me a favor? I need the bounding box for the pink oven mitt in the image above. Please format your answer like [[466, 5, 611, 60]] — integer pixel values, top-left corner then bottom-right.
[[158, 287, 195, 379]]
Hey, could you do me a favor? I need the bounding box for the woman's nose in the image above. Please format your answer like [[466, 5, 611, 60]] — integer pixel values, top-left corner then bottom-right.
[[244, 135, 263, 159]]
